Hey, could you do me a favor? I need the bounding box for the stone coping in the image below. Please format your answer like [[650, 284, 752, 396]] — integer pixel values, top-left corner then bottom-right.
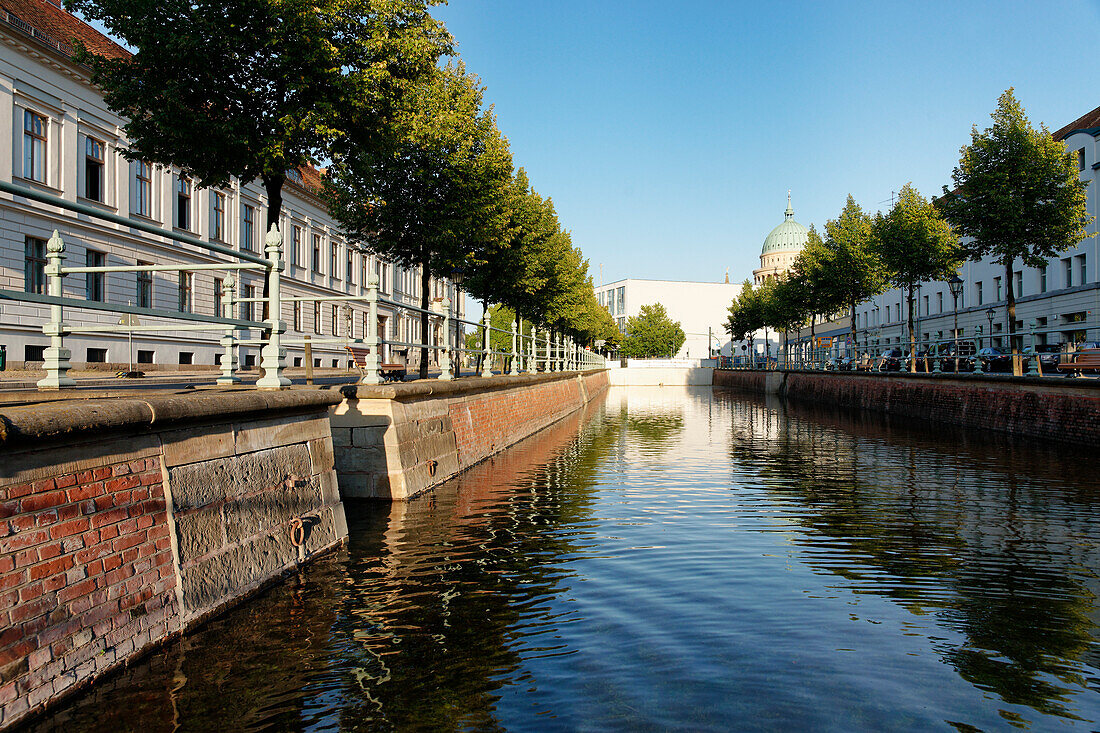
[[0, 389, 343, 447], [340, 370, 608, 402], [718, 368, 1100, 392]]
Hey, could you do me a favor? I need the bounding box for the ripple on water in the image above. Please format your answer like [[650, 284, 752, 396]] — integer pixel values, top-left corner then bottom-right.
[[26, 387, 1100, 732]]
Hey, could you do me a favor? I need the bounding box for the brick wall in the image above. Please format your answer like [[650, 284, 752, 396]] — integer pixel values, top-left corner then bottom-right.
[[333, 370, 611, 500], [0, 390, 345, 729], [714, 369, 1100, 447], [0, 456, 177, 727]]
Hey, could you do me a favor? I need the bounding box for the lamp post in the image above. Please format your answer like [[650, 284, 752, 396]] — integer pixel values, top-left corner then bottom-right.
[[450, 268, 465, 377], [985, 307, 995, 350], [947, 274, 963, 372]]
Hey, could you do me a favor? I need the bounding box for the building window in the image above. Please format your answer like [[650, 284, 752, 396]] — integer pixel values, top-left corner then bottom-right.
[[177, 176, 191, 230], [87, 348, 107, 363], [312, 234, 321, 272], [616, 286, 625, 314], [993, 277, 1001, 301], [241, 284, 253, 322], [86, 250, 105, 302], [1064, 257, 1073, 288], [293, 301, 302, 332], [1039, 265, 1047, 293], [1076, 254, 1087, 285], [330, 242, 339, 279], [135, 161, 152, 217], [975, 281, 983, 306], [24, 236, 46, 294], [178, 271, 192, 312], [213, 192, 226, 241], [1014, 271, 1023, 297], [23, 110, 46, 183], [292, 225, 302, 267], [937, 292, 943, 314], [1079, 148, 1087, 171], [347, 248, 354, 285], [137, 261, 152, 308], [213, 277, 223, 317], [84, 137, 104, 202], [313, 303, 321, 334], [922, 295, 928, 316], [330, 307, 338, 335], [241, 204, 255, 251]]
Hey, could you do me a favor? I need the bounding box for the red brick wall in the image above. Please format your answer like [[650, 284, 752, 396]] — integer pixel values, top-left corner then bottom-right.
[[714, 369, 1100, 447], [0, 457, 178, 725], [449, 371, 609, 469]]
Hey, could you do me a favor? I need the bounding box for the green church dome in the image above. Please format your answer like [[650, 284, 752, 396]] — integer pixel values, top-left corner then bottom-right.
[[761, 194, 808, 255]]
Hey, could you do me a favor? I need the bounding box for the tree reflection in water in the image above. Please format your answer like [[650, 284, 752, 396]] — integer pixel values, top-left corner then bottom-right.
[[717, 390, 1100, 721]]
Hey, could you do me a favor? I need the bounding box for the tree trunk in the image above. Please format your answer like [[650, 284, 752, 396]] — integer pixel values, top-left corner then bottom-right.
[[420, 262, 431, 380], [260, 173, 285, 326], [809, 316, 816, 368], [907, 283, 916, 372], [849, 299, 857, 365], [1006, 260, 1021, 376]]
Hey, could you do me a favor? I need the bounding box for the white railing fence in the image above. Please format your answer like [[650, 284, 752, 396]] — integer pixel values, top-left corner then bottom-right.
[[0, 181, 607, 390]]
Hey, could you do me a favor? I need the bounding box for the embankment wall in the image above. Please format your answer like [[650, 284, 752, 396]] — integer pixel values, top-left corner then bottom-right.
[[331, 370, 611, 500], [714, 369, 1100, 446], [0, 390, 346, 728]]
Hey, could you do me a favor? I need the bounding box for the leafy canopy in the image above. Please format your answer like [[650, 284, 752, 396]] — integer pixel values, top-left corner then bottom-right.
[[621, 304, 686, 359], [938, 88, 1094, 269]]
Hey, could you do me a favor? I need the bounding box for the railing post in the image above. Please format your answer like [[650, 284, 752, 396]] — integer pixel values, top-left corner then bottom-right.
[[217, 274, 240, 385], [544, 330, 550, 372], [480, 310, 492, 377], [37, 230, 74, 390], [359, 274, 383, 384], [1027, 322, 1040, 376], [509, 319, 520, 375], [256, 225, 289, 389], [528, 325, 537, 374]]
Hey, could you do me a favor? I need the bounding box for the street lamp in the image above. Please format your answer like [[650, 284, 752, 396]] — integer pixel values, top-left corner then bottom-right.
[[985, 307, 995, 349], [947, 275, 964, 371]]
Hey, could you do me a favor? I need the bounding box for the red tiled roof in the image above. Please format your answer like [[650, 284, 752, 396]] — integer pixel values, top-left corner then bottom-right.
[[1052, 103, 1100, 140], [0, 0, 128, 60]]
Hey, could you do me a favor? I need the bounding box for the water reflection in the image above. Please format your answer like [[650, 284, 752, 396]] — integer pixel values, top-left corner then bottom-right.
[[717, 390, 1100, 724], [24, 386, 1100, 731]]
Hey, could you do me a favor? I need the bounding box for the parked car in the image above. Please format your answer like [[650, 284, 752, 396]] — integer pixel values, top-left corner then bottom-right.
[[976, 346, 1014, 373], [934, 340, 977, 372], [1023, 343, 1064, 373], [828, 354, 854, 371], [877, 348, 905, 371], [905, 348, 934, 372]]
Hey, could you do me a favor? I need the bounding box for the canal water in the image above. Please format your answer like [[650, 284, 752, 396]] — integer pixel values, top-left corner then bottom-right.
[[25, 387, 1100, 731]]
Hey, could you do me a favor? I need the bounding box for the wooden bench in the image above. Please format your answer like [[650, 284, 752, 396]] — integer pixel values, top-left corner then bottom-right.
[[1055, 348, 1100, 376], [346, 346, 406, 382]]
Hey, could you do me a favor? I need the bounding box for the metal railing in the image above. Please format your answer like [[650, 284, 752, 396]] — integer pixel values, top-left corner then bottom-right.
[[719, 324, 1100, 378], [0, 181, 607, 389]]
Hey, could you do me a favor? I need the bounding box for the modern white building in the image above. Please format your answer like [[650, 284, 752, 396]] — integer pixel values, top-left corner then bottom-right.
[[595, 277, 739, 358], [0, 0, 464, 371]]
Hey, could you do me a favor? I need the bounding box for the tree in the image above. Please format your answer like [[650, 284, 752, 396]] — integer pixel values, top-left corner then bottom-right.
[[788, 224, 839, 358], [620, 304, 686, 359], [325, 62, 513, 378], [725, 280, 766, 364], [67, 0, 451, 234], [824, 195, 886, 352], [938, 89, 1094, 374], [873, 184, 962, 370]]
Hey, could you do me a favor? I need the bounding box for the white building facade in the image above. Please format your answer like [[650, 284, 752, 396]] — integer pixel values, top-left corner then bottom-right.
[[596, 278, 739, 358], [0, 0, 463, 371]]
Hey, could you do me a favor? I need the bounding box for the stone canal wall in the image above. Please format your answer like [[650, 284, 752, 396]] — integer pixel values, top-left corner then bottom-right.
[[714, 369, 1100, 446], [0, 390, 346, 729], [331, 370, 611, 500]]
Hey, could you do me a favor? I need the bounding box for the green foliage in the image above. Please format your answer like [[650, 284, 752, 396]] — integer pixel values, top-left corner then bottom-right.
[[938, 88, 1095, 370], [824, 195, 886, 345], [873, 183, 961, 359], [67, 0, 452, 227], [620, 304, 686, 358], [789, 224, 840, 323], [324, 61, 513, 376]]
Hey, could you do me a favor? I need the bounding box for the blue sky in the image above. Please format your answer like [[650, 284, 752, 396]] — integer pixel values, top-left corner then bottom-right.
[[434, 0, 1100, 287]]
